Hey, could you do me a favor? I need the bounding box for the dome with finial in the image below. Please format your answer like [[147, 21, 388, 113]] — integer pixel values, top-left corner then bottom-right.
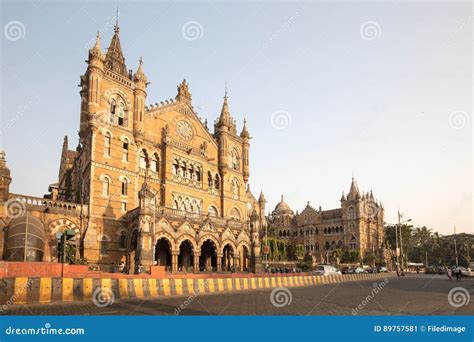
[[89, 31, 104, 60], [133, 57, 147, 83], [273, 195, 293, 215], [240, 118, 250, 138]]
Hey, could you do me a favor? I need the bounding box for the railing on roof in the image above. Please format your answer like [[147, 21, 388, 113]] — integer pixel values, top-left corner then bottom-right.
[[7, 193, 87, 215]]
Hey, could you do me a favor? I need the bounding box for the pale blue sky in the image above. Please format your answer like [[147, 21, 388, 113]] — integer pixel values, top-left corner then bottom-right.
[[0, 0, 472, 234]]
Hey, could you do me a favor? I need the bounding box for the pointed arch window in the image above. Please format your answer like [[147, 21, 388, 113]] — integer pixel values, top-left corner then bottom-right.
[[117, 101, 126, 126], [109, 100, 116, 123], [151, 153, 159, 173], [122, 138, 129, 161], [100, 236, 108, 256], [229, 148, 240, 170], [121, 178, 129, 196], [139, 149, 148, 169], [104, 132, 112, 157], [208, 206, 218, 217], [102, 176, 111, 197], [231, 178, 240, 200], [119, 231, 127, 250]]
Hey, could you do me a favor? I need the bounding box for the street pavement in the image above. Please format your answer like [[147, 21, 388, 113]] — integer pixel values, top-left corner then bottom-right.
[[2, 274, 473, 316]]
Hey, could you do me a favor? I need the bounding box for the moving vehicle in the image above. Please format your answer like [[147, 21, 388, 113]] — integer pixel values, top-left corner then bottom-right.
[[313, 265, 342, 276]]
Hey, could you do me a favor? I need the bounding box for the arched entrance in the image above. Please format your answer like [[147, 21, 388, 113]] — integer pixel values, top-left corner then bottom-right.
[[241, 245, 250, 272], [222, 244, 234, 271], [199, 239, 217, 272], [155, 238, 172, 271], [178, 240, 194, 272]]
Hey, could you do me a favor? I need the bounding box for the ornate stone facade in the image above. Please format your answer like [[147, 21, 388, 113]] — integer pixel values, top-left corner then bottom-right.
[[0, 25, 265, 273], [269, 179, 385, 264]]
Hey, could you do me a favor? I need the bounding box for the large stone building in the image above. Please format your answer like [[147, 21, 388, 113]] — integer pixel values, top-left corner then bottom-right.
[[0, 24, 266, 273], [269, 179, 385, 264]]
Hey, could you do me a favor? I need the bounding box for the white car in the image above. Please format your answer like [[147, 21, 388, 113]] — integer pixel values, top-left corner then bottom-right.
[[314, 265, 342, 276]]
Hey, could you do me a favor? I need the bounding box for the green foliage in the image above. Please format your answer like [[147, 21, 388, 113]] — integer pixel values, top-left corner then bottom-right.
[[261, 238, 289, 261], [385, 225, 474, 267]]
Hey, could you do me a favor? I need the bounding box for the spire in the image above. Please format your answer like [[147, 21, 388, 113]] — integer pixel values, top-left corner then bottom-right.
[[114, 7, 119, 33], [240, 118, 250, 138], [347, 177, 361, 200], [258, 190, 266, 203], [105, 14, 127, 77], [216, 85, 236, 132], [370, 189, 374, 200], [340, 190, 346, 202]]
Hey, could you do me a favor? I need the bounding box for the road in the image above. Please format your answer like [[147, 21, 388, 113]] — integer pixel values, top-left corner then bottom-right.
[[2, 275, 473, 315]]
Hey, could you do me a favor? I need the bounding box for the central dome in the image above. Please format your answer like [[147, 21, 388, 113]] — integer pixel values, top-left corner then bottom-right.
[[274, 195, 293, 215]]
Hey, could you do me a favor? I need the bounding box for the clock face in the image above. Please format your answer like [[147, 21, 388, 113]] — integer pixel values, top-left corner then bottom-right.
[[176, 120, 193, 140]]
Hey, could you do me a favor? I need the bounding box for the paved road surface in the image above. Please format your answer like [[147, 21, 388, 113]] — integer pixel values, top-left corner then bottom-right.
[[2, 275, 473, 315]]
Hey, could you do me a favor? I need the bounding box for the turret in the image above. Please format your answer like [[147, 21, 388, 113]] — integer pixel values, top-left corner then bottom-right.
[[133, 57, 147, 145], [258, 190, 267, 228], [340, 190, 346, 202], [84, 32, 105, 130], [0, 151, 12, 202], [240, 119, 250, 183], [215, 92, 236, 174]]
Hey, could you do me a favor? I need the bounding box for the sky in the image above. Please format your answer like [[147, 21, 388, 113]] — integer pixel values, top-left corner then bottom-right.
[[0, 0, 472, 235]]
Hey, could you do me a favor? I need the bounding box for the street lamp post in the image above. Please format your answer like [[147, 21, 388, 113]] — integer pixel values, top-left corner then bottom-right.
[[394, 211, 411, 275]]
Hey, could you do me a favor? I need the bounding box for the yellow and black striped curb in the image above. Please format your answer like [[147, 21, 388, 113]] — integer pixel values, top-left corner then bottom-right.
[[0, 273, 395, 306]]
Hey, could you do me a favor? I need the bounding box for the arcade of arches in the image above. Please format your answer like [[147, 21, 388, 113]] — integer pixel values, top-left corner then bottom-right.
[[153, 237, 250, 273]]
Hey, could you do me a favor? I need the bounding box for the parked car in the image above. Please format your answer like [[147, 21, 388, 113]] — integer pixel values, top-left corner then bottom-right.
[[425, 266, 436, 274], [377, 266, 388, 273], [354, 267, 368, 274], [313, 265, 342, 276]]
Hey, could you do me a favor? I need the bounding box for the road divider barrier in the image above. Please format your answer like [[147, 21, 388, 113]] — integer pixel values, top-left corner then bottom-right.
[[0, 273, 396, 306]]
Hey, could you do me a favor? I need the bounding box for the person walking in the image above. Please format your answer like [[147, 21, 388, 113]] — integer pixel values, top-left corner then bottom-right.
[[454, 267, 461, 281], [447, 267, 452, 280]]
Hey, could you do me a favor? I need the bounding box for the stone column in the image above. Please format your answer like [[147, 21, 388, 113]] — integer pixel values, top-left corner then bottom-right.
[[193, 254, 200, 273], [234, 254, 240, 272], [217, 253, 223, 272], [171, 252, 179, 272]]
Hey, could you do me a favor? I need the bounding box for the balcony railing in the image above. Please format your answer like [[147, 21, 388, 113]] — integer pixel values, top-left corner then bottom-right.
[[7, 193, 87, 215]]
